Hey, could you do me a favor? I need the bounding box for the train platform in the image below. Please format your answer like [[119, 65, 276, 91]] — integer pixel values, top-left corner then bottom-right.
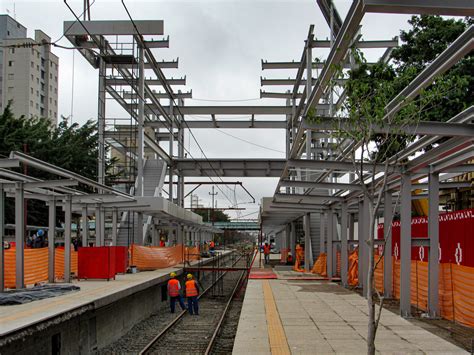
[[233, 261, 466, 354], [0, 251, 231, 343]]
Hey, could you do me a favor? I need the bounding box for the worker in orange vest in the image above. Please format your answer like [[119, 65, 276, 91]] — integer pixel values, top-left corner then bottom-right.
[[263, 242, 271, 264], [185, 273, 200, 315], [209, 240, 216, 257], [167, 272, 186, 313]]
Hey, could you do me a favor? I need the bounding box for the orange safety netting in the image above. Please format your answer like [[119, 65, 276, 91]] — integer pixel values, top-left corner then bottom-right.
[[293, 245, 305, 272], [130, 244, 184, 270], [54, 247, 79, 279], [3, 247, 78, 288], [371, 256, 474, 328], [185, 246, 200, 261], [311, 253, 327, 276], [280, 248, 289, 263]]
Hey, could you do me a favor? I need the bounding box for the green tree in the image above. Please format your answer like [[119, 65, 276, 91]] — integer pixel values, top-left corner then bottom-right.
[[192, 208, 230, 223]]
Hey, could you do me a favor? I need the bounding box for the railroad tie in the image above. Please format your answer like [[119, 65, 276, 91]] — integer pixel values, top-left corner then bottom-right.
[[262, 280, 291, 355]]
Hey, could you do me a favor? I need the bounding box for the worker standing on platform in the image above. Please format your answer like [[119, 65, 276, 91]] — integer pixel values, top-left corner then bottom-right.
[[209, 240, 216, 257], [263, 242, 271, 264], [185, 274, 200, 315], [168, 272, 186, 314]]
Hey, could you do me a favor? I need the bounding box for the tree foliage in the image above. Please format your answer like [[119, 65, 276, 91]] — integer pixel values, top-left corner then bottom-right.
[[192, 208, 230, 223]]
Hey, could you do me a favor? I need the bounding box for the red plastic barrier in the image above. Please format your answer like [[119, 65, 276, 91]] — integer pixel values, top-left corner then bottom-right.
[[111, 246, 128, 274], [78, 247, 116, 280]]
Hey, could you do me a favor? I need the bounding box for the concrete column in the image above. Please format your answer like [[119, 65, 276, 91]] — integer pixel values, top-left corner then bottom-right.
[[0, 184, 4, 292], [64, 195, 72, 283], [428, 169, 439, 318], [81, 206, 88, 247], [137, 45, 145, 197], [15, 182, 25, 289], [304, 213, 312, 271], [112, 208, 118, 246], [320, 212, 326, 254], [48, 197, 56, 283], [285, 224, 290, 254], [135, 212, 143, 245], [384, 190, 393, 298], [349, 213, 355, 242], [400, 173, 412, 317], [341, 203, 348, 287], [290, 221, 296, 258], [357, 200, 364, 289], [327, 210, 334, 278], [100, 207, 106, 245]]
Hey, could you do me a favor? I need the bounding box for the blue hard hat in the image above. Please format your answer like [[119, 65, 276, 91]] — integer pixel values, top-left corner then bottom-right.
[[37, 229, 44, 236]]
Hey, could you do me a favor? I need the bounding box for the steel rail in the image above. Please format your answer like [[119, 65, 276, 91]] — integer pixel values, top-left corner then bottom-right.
[[204, 269, 246, 355], [138, 253, 246, 355]]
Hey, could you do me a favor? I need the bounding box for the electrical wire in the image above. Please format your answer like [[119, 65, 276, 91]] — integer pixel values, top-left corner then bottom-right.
[[189, 97, 261, 102], [213, 128, 286, 154]]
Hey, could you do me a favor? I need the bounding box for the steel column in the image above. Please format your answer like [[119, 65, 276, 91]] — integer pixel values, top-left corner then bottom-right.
[[357, 200, 364, 289], [64, 195, 72, 283], [341, 203, 348, 286], [290, 221, 296, 258], [400, 173, 412, 317], [303, 213, 311, 271], [136, 212, 143, 245], [428, 169, 439, 318], [97, 42, 106, 186], [168, 101, 174, 203], [48, 197, 56, 283], [137, 45, 145, 197], [383, 190, 393, 298], [15, 182, 24, 289], [327, 209, 334, 278], [95, 204, 102, 246], [81, 206, 88, 247], [320, 211, 326, 254], [0, 184, 4, 292], [112, 208, 118, 246]]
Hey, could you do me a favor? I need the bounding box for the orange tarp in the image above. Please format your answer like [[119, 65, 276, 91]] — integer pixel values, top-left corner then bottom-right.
[[185, 246, 200, 261], [131, 244, 184, 271], [311, 253, 327, 276], [293, 245, 305, 272], [280, 248, 289, 263], [347, 250, 359, 286]]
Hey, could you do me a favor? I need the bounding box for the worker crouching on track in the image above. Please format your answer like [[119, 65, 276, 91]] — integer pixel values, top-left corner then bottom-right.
[[185, 274, 200, 315], [168, 272, 186, 314]]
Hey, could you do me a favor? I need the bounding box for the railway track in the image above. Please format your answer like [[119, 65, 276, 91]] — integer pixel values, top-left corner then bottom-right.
[[137, 253, 249, 355]]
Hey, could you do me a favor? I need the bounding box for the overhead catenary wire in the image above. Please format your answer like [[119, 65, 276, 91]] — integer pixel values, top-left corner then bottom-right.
[[119, 0, 245, 207]]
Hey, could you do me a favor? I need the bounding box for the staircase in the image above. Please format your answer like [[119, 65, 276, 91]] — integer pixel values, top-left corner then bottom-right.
[[116, 158, 167, 246]]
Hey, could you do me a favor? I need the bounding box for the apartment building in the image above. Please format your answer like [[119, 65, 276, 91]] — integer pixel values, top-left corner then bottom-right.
[[0, 15, 59, 124]]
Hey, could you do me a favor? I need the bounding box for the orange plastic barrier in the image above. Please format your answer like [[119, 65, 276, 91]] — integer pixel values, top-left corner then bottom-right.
[[4, 247, 49, 288], [336, 251, 341, 277], [280, 248, 289, 263], [130, 244, 184, 271], [185, 246, 200, 261], [373, 255, 384, 294], [54, 247, 78, 279], [293, 245, 305, 272], [311, 253, 327, 276]]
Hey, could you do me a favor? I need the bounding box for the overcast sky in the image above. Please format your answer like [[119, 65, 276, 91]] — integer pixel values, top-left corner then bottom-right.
[[2, 0, 416, 219]]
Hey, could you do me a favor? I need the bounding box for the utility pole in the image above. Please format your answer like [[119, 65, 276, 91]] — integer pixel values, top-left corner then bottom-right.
[[209, 186, 218, 226]]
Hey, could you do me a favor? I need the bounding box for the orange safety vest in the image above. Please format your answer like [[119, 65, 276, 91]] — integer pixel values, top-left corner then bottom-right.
[[168, 279, 180, 297], [263, 245, 271, 255], [185, 280, 198, 297], [210, 241, 215, 248]]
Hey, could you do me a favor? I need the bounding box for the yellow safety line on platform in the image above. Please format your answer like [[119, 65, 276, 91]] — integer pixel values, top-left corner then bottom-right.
[[262, 280, 290, 355]]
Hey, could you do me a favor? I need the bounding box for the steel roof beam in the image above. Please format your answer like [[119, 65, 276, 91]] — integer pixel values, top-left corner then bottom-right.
[[260, 91, 304, 99], [139, 105, 298, 115], [309, 39, 398, 48], [280, 179, 363, 191], [105, 60, 179, 69], [363, 0, 474, 16], [288, 159, 394, 173], [106, 77, 186, 86], [144, 120, 286, 129], [261, 78, 346, 86], [63, 20, 164, 36], [302, 117, 474, 137], [275, 193, 344, 202], [122, 91, 192, 100]]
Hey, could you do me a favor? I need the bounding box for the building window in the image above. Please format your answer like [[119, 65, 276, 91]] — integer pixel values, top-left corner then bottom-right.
[[8, 61, 14, 67], [8, 74, 14, 80], [37, 52, 40, 59], [40, 108, 44, 116], [31, 61, 34, 68], [55, 76, 58, 83], [54, 100, 57, 106], [30, 100, 33, 107], [31, 74, 34, 81], [41, 58, 45, 67], [41, 83, 45, 91], [31, 87, 33, 94], [49, 110, 52, 116], [50, 62, 52, 68], [36, 90, 39, 97], [49, 85, 52, 91], [37, 65, 39, 71], [7, 87, 14, 93], [9, 48, 15, 54], [36, 78, 39, 84], [54, 112, 57, 117], [54, 88, 57, 94], [50, 73, 52, 79], [36, 103, 39, 109]]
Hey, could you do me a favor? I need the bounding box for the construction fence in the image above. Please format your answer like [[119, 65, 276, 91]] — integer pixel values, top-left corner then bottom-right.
[[3, 244, 200, 289]]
